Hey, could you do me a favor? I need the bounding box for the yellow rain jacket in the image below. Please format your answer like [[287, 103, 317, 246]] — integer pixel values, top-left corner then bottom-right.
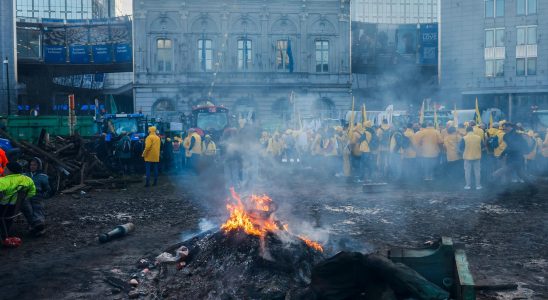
[[202, 140, 217, 156], [359, 131, 373, 153], [184, 132, 203, 157], [415, 127, 442, 158], [444, 133, 462, 162], [0, 174, 36, 205], [403, 128, 417, 158], [142, 126, 161, 162], [463, 132, 482, 160], [473, 126, 485, 142]]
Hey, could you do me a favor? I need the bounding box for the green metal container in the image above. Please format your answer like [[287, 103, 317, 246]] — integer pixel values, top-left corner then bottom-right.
[[6, 115, 97, 142]]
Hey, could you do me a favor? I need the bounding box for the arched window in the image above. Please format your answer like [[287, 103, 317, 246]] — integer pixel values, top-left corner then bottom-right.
[[156, 38, 173, 72]]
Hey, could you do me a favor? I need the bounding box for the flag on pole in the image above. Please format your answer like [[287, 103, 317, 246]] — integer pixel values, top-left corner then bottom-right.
[[475, 97, 481, 124], [489, 112, 494, 129], [348, 96, 355, 139], [434, 106, 438, 130], [287, 38, 294, 73], [453, 104, 459, 128], [361, 103, 367, 126], [108, 94, 118, 114], [419, 100, 425, 125]]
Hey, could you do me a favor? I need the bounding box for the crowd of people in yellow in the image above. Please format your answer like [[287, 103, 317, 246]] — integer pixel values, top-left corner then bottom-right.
[[142, 116, 547, 194]]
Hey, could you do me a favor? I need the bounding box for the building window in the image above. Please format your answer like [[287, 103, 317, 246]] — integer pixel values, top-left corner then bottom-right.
[[156, 38, 173, 72], [517, 0, 536, 15], [198, 39, 212, 71], [516, 26, 537, 76], [315, 40, 329, 72], [237, 39, 252, 70], [485, 28, 505, 77], [486, 0, 504, 18], [276, 40, 289, 71]]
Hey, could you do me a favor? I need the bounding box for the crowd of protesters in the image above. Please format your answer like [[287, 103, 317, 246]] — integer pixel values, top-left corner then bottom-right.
[[95, 116, 548, 193]]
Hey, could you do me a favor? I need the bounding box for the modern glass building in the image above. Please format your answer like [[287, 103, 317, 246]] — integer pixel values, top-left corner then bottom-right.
[[352, 0, 438, 24], [440, 0, 548, 123], [16, 0, 115, 20]]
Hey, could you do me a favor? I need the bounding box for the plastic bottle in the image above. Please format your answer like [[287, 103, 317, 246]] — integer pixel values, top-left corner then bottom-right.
[[99, 223, 135, 243]]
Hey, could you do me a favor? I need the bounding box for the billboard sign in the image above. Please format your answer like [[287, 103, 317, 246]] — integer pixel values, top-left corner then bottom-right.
[[419, 24, 438, 65], [93, 45, 112, 63], [69, 45, 90, 64], [115, 44, 132, 62], [44, 46, 66, 63]]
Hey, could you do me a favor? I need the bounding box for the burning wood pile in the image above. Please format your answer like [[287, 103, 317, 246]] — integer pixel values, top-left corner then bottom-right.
[[0, 129, 118, 192], [131, 189, 326, 299], [123, 190, 453, 299]]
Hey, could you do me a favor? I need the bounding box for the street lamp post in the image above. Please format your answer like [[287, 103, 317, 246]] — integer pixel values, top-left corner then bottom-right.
[[3, 57, 10, 116]]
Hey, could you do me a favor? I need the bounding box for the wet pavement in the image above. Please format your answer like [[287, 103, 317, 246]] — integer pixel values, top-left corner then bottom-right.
[[0, 172, 546, 299]]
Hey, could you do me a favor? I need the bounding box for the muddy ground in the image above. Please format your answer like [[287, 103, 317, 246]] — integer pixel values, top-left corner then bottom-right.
[[0, 170, 546, 300]]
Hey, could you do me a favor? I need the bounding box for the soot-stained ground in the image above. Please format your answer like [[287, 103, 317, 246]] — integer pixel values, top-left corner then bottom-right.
[[0, 171, 546, 299]]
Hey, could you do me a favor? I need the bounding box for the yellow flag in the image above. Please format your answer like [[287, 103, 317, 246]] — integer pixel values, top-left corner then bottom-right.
[[475, 97, 481, 124], [419, 100, 425, 125], [489, 112, 493, 129], [348, 96, 355, 138], [453, 104, 458, 128], [361, 103, 367, 126]]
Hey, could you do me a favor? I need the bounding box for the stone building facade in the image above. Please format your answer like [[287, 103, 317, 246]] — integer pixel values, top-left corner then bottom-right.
[[133, 0, 351, 125]]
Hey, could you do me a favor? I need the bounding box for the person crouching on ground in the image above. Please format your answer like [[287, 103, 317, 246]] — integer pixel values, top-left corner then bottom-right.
[[0, 162, 36, 240], [21, 157, 51, 236], [142, 126, 161, 187]]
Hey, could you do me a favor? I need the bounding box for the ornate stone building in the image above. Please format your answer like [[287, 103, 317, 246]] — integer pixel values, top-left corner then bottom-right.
[[133, 0, 351, 124]]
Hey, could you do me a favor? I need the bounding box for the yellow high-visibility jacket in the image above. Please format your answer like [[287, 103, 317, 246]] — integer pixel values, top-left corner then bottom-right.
[[0, 174, 36, 205]]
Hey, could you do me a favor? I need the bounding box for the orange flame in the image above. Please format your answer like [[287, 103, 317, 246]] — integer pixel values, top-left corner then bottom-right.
[[299, 236, 324, 252], [220, 188, 279, 237], [221, 188, 323, 252]]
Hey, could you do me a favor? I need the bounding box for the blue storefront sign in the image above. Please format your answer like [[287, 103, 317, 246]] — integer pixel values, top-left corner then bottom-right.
[[93, 45, 112, 63], [69, 45, 90, 64], [419, 23, 438, 65], [44, 46, 66, 63], [115, 44, 132, 62]]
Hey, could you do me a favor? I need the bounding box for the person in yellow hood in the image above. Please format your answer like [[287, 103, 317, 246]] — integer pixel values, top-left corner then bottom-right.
[[183, 128, 203, 173], [142, 126, 161, 187], [414, 121, 442, 180]]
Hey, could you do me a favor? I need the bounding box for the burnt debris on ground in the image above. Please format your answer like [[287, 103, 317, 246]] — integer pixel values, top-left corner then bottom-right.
[[138, 230, 325, 299]]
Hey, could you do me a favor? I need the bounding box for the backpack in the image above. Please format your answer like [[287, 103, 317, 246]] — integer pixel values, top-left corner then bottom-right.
[[367, 128, 379, 150], [122, 139, 131, 153], [487, 135, 499, 151], [400, 134, 411, 149], [378, 127, 391, 147]]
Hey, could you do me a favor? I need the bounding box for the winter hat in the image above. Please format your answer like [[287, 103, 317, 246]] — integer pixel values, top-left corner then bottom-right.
[[30, 157, 43, 170]]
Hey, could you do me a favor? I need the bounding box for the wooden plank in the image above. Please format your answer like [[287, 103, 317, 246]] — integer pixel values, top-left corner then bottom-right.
[[60, 184, 88, 194]]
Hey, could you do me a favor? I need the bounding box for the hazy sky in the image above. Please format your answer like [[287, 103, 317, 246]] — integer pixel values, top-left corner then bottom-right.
[[116, 0, 133, 16]]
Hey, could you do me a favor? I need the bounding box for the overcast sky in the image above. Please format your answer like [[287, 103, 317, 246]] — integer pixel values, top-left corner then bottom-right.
[[116, 0, 133, 16]]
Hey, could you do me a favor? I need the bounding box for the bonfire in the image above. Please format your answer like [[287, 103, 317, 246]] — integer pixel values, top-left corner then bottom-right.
[[221, 188, 323, 253]]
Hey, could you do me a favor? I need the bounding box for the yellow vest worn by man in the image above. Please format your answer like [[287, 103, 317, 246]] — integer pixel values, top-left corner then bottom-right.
[[463, 132, 482, 160]]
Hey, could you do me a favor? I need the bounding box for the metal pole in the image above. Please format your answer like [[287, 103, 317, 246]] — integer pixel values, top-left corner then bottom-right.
[[508, 93, 513, 122], [3, 57, 10, 115]]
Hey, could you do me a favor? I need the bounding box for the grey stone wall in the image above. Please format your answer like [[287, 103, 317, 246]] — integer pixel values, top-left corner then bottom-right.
[[133, 0, 351, 122]]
